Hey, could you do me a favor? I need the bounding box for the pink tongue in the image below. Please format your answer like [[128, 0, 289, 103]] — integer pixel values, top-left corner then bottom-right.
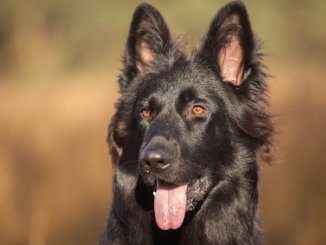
[[154, 183, 187, 230]]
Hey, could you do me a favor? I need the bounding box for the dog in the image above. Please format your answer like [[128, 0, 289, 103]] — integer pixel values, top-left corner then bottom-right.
[[100, 1, 274, 244]]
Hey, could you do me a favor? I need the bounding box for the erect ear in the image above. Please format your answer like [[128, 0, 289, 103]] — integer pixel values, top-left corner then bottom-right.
[[122, 3, 173, 80], [196, 1, 255, 86]]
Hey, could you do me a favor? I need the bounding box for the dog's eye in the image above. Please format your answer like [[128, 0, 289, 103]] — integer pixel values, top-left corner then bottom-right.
[[141, 108, 151, 119], [191, 105, 206, 116]]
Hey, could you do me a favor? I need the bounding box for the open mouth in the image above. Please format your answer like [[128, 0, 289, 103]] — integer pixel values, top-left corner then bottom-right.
[[151, 177, 208, 230]]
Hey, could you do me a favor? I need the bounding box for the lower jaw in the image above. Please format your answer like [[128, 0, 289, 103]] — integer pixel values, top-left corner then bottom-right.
[[151, 176, 209, 230], [151, 176, 207, 207]]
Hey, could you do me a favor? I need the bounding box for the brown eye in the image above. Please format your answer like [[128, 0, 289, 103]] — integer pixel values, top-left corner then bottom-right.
[[141, 108, 151, 119], [191, 105, 206, 116]]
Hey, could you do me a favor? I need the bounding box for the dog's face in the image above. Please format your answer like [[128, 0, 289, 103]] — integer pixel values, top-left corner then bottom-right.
[[109, 2, 273, 231], [136, 65, 231, 194]]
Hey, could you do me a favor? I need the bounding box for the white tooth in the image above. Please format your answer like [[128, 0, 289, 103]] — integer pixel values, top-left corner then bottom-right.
[[153, 191, 156, 196]]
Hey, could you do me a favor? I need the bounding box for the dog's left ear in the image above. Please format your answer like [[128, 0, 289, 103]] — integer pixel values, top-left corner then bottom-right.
[[196, 1, 254, 86]]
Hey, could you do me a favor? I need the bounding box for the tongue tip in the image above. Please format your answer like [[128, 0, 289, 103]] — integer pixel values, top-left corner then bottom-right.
[[155, 220, 183, 230], [156, 222, 172, 231], [170, 220, 184, 230]]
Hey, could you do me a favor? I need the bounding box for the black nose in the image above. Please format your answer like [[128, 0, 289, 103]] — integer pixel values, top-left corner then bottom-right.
[[140, 147, 172, 172]]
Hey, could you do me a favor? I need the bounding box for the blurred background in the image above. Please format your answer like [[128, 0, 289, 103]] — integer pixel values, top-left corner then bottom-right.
[[0, 0, 325, 244]]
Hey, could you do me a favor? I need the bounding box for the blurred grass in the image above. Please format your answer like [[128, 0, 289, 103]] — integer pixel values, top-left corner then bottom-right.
[[0, 0, 326, 244]]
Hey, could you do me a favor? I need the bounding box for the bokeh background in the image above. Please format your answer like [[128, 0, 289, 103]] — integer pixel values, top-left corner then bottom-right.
[[0, 0, 325, 244]]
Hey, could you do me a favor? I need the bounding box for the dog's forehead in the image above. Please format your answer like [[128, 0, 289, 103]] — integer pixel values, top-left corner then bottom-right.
[[138, 61, 224, 100]]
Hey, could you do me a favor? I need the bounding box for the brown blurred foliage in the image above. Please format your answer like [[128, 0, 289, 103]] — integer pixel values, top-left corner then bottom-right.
[[0, 0, 325, 244]]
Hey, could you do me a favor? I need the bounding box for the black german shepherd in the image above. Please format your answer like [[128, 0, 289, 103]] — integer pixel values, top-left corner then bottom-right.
[[100, 1, 274, 244]]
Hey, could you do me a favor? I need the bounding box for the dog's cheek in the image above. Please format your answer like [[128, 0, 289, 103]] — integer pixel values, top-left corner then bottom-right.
[[108, 115, 130, 165]]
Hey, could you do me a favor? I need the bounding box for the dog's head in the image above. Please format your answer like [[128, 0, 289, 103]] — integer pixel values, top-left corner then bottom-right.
[[108, 1, 274, 230]]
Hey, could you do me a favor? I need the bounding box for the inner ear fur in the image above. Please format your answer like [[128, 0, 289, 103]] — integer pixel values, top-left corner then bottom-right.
[[136, 40, 155, 72], [217, 14, 245, 86]]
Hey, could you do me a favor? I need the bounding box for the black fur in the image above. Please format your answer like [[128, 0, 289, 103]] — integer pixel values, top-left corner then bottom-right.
[[100, 1, 274, 244]]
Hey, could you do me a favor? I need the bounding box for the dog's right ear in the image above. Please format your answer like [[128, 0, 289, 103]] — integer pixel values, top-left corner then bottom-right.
[[120, 3, 173, 88]]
